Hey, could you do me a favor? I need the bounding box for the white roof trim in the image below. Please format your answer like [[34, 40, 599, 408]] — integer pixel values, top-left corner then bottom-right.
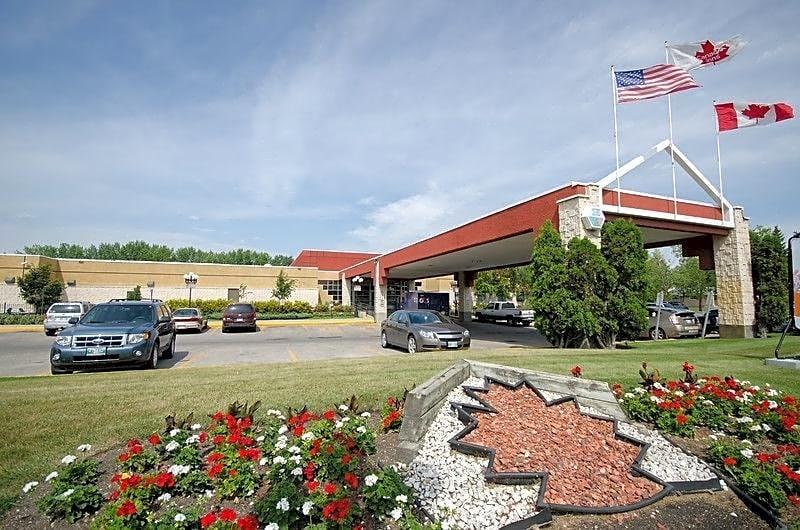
[[602, 204, 734, 229]]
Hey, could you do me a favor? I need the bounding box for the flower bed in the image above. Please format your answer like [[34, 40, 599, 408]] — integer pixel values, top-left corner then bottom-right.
[[615, 363, 800, 525], [19, 401, 436, 529]]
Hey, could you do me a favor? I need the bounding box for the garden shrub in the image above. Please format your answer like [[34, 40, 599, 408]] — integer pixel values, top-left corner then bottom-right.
[[0, 313, 44, 325]]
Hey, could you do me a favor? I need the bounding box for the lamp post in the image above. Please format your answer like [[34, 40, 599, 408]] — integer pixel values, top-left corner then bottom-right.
[[352, 276, 364, 316], [183, 272, 199, 305], [450, 280, 459, 317], [147, 281, 155, 301]]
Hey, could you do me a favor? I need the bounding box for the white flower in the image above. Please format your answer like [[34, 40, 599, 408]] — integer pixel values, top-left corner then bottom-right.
[[291, 467, 303, 476], [277, 497, 290, 511], [259, 457, 269, 466], [288, 446, 302, 454], [653, 382, 665, 391], [749, 424, 762, 431], [273, 456, 287, 465], [395, 494, 408, 504], [341, 416, 350, 423], [22, 481, 38, 493], [256, 435, 265, 443], [624, 392, 635, 399], [634, 387, 647, 394], [168, 464, 191, 476], [742, 440, 753, 446], [169, 428, 181, 437], [58, 488, 75, 499], [266, 409, 282, 416], [736, 416, 754, 424], [390, 507, 403, 520], [275, 436, 288, 450], [165, 440, 180, 452], [768, 400, 779, 410], [301, 432, 315, 441], [186, 434, 200, 444], [702, 400, 714, 406], [740, 449, 754, 459], [356, 426, 367, 434], [157, 492, 172, 502], [76, 444, 92, 452], [45, 471, 58, 482], [339, 404, 349, 411], [674, 390, 684, 397], [649, 396, 662, 404], [302, 501, 314, 515], [61, 454, 77, 465], [364, 474, 378, 487], [264, 524, 279, 530], [289, 455, 302, 464], [335, 421, 343, 429], [204, 490, 214, 498], [361, 412, 371, 418], [174, 513, 187, 522], [763, 424, 772, 432], [191, 423, 202, 431], [767, 388, 779, 397], [278, 425, 288, 435], [752, 385, 761, 392]]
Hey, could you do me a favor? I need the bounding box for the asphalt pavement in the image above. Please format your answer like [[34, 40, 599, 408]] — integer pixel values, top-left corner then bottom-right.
[[0, 321, 550, 377]]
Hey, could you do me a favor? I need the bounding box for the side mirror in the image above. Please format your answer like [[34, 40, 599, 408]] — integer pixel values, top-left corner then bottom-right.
[[158, 315, 172, 323], [68, 317, 79, 325]]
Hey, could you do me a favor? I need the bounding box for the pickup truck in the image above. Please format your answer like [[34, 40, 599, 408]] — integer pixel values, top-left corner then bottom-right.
[[474, 302, 535, 326]]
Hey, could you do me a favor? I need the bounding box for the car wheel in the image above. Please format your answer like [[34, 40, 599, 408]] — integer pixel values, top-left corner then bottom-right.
[[149, 340, 160, 369], [163, 336, 175, 359], [221, 327, 227, 333], [44, 329, 55, 336], [522, 321, 532, 327], [50, 366, 72, 375], [381, 331, 389, 348], [407, 335, 417, 354], [649, 327, 667, 340]]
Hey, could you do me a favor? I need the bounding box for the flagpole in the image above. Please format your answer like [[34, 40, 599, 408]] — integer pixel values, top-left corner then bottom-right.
[[611, 65, 621, 212], [665, 41, 678, 218], [713, 100, 726, 223]]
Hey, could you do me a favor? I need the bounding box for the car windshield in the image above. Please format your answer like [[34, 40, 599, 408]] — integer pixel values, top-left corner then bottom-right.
[[408, 311, 445, 325], [48, 304, 82, 314], [226, 304, 254, 313], [83, 305, 154, 324], [173, 309, 198, 316]]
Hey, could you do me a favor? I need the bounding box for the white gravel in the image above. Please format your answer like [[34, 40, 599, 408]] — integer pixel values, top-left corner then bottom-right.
[[616, 421, 718, 484], [405, 380, 540, 530]]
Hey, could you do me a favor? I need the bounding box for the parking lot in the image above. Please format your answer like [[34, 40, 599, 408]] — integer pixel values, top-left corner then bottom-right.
[[0, 321, 550, 377]]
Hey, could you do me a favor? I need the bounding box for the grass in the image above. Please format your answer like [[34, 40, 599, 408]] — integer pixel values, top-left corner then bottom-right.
[[1, 334, 798, 514]]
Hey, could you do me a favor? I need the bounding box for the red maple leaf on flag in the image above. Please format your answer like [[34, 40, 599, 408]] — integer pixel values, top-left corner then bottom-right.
[[742, 104, 770, 120], [695, 40, 729, 64]]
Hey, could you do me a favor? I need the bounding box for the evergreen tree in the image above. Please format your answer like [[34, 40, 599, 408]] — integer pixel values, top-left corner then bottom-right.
[[529, 221, 572, 347], [564, 237, 617, 348], [750, 226, 789, 336], [17, 264, 63, 313]]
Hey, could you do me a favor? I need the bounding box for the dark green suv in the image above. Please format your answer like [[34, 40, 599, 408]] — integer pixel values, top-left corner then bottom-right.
[[49, 300, 175, 374]]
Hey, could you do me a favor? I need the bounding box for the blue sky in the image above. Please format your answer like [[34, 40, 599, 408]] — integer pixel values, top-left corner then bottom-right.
[[1, 0, 798, 257]]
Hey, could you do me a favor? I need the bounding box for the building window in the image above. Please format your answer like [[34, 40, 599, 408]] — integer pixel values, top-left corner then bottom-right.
[[319, 280, 342, 304]]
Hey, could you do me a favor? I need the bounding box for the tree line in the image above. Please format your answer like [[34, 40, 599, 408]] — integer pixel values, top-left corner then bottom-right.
[[20, 241, 293, 266]]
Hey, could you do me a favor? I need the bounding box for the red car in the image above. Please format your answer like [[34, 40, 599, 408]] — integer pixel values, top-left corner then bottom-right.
[[222, 303, 257, 332]]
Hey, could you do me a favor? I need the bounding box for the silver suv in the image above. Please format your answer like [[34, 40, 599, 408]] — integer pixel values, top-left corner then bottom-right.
[[44, 302, 92, 336], [641, 304, 701, 340]]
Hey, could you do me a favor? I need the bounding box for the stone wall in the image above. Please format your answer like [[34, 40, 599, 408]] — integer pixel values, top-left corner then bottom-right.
[[712, 207, 755, 338], [556, 184, 602, 246]]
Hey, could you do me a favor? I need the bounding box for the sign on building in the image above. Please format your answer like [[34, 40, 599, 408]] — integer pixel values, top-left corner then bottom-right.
[[792, 236, 800, 330]]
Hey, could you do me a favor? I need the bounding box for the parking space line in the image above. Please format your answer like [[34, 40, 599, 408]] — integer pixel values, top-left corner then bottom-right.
[[288, 348, 299, 363]]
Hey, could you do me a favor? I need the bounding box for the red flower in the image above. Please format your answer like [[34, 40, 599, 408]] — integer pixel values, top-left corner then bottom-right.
[[293, 425, 304, 437], [682, 361, 694, 373], [783, 396, 797, 406], [306, 480, 319, 492], [676, 414, 688, 426], [323, 482, 337, 495], [783, 415, 797, 431], [147, 433, 161, 446], [344, 472, 359, 489], [116, 500, 137, 517], [208, 463, 224, 479], [212, 411, 224, 422], [154, 472, 175, 489], [570, 365, 582, 377], [789, 495, 800, 506], [237, 514, 259, 530], [341, 454, 352, 465], [227, 431, 241, 445], [200, 512, 218, 528], [220, 508, 238, 522], [387, 397, 396, 407], [322, 498, 351, 522], [240, 416, 252, 430], [199, 431, 208, 443], [208, 451, 225, 462], [310, 439, 321, 456], [304, 462, 315, 480], [323, 410, 336, 421], [228, 469, 238, 477], [118, 452, 129, 463], [129, 444, 143, 455], [108, 490, 119, 501], [722, 457, 737, 467], [212, 435, 225, 445]]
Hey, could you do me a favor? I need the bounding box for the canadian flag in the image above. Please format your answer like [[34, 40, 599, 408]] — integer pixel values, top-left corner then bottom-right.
[[714, 102, 794, 132]]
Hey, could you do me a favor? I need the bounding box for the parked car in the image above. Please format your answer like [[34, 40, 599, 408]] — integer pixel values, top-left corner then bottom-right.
[[49, 300, 175, 374], [172, 308, 208, 333], [44, 302, 92, 335], [380, 309, 470, 353], [667, 300, 691, 311], [697, 308, 719, 335], [474, 302, 535, 326], [641, 304, 701, 340], [222, 303, 257, 332]]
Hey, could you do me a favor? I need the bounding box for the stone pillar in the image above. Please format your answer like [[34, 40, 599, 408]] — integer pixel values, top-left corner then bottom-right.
[[713, 207, 755, 338], [373, 261, 388, 323], [556, 184, 602, 246], [457, 271, 474, 323], [340, 274, 351, 307]]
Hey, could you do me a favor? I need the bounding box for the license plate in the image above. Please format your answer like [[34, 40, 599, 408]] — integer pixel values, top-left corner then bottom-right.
[[236, 318, 244, 322], [86, 346, 107, 356], [447, 341, 458, 348]]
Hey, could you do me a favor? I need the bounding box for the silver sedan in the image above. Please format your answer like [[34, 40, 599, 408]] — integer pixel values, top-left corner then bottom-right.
[[380, 310, 470, 354]]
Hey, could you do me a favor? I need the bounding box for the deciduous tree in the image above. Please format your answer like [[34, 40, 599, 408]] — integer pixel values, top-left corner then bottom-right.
[[17, 264, 63, 313], [272, 270, 296, 302]]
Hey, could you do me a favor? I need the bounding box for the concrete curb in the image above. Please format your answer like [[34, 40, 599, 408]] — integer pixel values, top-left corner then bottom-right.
[[0, 318, 376, 334]]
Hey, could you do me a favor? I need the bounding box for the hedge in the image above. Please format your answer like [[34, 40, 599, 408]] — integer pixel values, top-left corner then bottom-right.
[[205, 312, 356, 321], [0, 314, 44, 325], [164, 299, 353, 315]]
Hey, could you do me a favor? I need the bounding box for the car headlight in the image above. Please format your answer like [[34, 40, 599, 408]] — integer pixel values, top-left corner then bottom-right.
[[55, 335, 72, 347], [419, 330, 436, 340], [127, 332, 150, 344], [462, 330, 470, 336]]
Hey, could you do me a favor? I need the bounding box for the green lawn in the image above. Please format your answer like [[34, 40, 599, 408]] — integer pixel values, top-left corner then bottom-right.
[[1, 334, 798, 514]]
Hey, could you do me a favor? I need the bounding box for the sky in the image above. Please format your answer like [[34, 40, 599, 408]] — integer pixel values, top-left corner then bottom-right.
[[1, 0, 798, 257]]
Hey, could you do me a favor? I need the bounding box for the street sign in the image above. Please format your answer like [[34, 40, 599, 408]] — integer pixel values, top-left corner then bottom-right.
[[655, 291, 664, 306], [353, 285, 362, 292]]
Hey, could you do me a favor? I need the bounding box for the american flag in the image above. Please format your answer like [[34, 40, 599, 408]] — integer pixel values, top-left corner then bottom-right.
[[615, 64, 700, 103]]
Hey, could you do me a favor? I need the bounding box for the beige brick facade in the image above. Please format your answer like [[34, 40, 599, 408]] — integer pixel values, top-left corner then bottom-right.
[[556, 184, 603, 246], [713, 207, 756, 338]]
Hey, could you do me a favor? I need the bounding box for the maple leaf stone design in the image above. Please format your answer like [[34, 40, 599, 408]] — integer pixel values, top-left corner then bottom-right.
[[451, 382, 665, 510], [742, 104, 771, 121], [695, 40, 729, 64]]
